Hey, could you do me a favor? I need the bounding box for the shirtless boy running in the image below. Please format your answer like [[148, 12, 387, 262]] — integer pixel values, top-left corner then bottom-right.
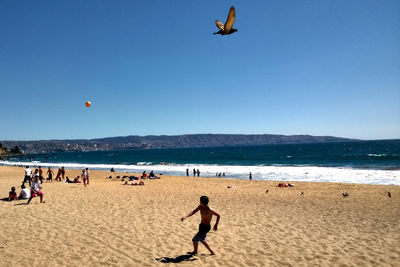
[[181, 196, 220, 255]]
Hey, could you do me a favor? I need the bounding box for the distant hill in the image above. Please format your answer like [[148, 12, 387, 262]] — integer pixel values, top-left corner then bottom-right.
[[0, 134, 357, 154], [0, 143, 23, 158]]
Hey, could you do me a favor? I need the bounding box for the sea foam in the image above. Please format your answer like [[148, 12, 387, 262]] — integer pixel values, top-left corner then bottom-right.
[[1, 160, 399, 185]]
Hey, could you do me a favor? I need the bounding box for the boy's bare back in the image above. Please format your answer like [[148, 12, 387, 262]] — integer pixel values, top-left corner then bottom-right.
[[199, 205, 216, 225]]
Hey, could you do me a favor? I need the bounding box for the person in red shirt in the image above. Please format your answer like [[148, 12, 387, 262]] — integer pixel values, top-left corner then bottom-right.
[[8, 187, 18, 201]]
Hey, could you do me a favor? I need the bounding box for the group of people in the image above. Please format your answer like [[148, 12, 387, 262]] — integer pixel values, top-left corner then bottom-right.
[[186, 168, 201, 177], [64, 169, 90, 187], [8, 184, 30, 201], [7, 166, 222, 255], [7, 166, 91, 204], [141, 171, 160, 179], [22, 166, 90, 185], [8, 173, 44, 204]]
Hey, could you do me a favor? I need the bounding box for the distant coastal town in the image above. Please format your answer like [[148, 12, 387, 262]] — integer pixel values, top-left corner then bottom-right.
[[0, 134, 354, 154]]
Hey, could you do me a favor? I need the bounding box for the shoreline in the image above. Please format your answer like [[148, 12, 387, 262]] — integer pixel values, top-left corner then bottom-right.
[[1, 160, 399, 186]]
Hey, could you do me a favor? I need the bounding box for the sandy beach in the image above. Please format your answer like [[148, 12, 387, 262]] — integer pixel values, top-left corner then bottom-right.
[[0, 166, 399, 266]]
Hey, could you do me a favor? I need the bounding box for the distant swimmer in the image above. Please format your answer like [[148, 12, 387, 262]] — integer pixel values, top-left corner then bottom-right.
[[213, 6, 238, 36]]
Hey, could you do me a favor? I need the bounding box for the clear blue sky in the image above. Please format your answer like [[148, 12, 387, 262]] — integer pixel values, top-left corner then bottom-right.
[[1, 0, 399, 140]]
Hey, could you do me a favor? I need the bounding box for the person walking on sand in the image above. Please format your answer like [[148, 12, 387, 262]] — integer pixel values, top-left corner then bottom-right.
[[24, 166, 32, 186], [181, 196, 220, 255]]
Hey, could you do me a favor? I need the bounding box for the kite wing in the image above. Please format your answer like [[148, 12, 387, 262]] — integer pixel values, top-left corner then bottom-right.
[[224, 6, 236, 32], [215, 20, 224, 30]]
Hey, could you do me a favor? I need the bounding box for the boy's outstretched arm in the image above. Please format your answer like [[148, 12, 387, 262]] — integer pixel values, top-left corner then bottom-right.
[[181, 205, 200, 222], [212, 210, 220, 231]]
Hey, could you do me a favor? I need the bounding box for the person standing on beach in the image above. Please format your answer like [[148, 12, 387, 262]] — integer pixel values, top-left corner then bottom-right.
[[46, 167, 54, 182], [38, 166, 43, 183], [55, 167, 62, 181], [23, 166, 32, 186], [82, 169, 88, 187], [33, 168, 39, 180], [61, 167, 66, 181], [85, 168, 90, 185], [186, 169, 189, 176], [181, 196, 220, 255], [197, 169, 200, 177], [249, 172, 252, 180], [193, 168, 196, 177]]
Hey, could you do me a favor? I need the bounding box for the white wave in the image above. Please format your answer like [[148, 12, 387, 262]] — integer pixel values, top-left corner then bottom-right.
[[137, 162, 153, 165], [1, 160, 399, 185]]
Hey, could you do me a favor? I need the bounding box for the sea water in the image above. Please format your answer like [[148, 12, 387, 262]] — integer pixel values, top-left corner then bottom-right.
[[1, 140, 399, 185]]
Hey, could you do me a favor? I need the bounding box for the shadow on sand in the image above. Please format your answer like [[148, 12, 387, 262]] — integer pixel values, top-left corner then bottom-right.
[[155, 253, 198, 263], [1, 197, 28, 204]]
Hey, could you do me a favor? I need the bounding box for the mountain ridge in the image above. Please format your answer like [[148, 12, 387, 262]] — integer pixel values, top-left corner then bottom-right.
[[0, 134, 358, 154]]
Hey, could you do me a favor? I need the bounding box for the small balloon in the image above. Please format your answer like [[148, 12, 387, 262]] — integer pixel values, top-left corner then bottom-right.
[[85, 101, 91, 107]]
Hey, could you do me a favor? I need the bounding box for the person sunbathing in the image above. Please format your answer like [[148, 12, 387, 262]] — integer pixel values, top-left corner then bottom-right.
[[65, 177, 74, 183], [278, 183, 295, 187], [123, 181, 144, 186]]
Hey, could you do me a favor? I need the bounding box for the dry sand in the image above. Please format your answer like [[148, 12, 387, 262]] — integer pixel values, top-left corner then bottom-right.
[[0, 166, 399, 266]]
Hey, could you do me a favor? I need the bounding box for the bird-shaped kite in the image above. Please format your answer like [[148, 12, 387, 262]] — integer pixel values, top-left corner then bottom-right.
[[214, 6, 238, 35]]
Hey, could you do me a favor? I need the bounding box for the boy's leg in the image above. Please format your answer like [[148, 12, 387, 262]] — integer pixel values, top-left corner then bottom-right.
[[191, 242, 198, 254], [39, 192, 43, 203], [201, 241, 215, 255], [27, 196, 33, 205]]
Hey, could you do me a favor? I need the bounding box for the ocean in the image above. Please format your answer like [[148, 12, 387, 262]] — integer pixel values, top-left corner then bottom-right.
[[1, 140, 400, 185]]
